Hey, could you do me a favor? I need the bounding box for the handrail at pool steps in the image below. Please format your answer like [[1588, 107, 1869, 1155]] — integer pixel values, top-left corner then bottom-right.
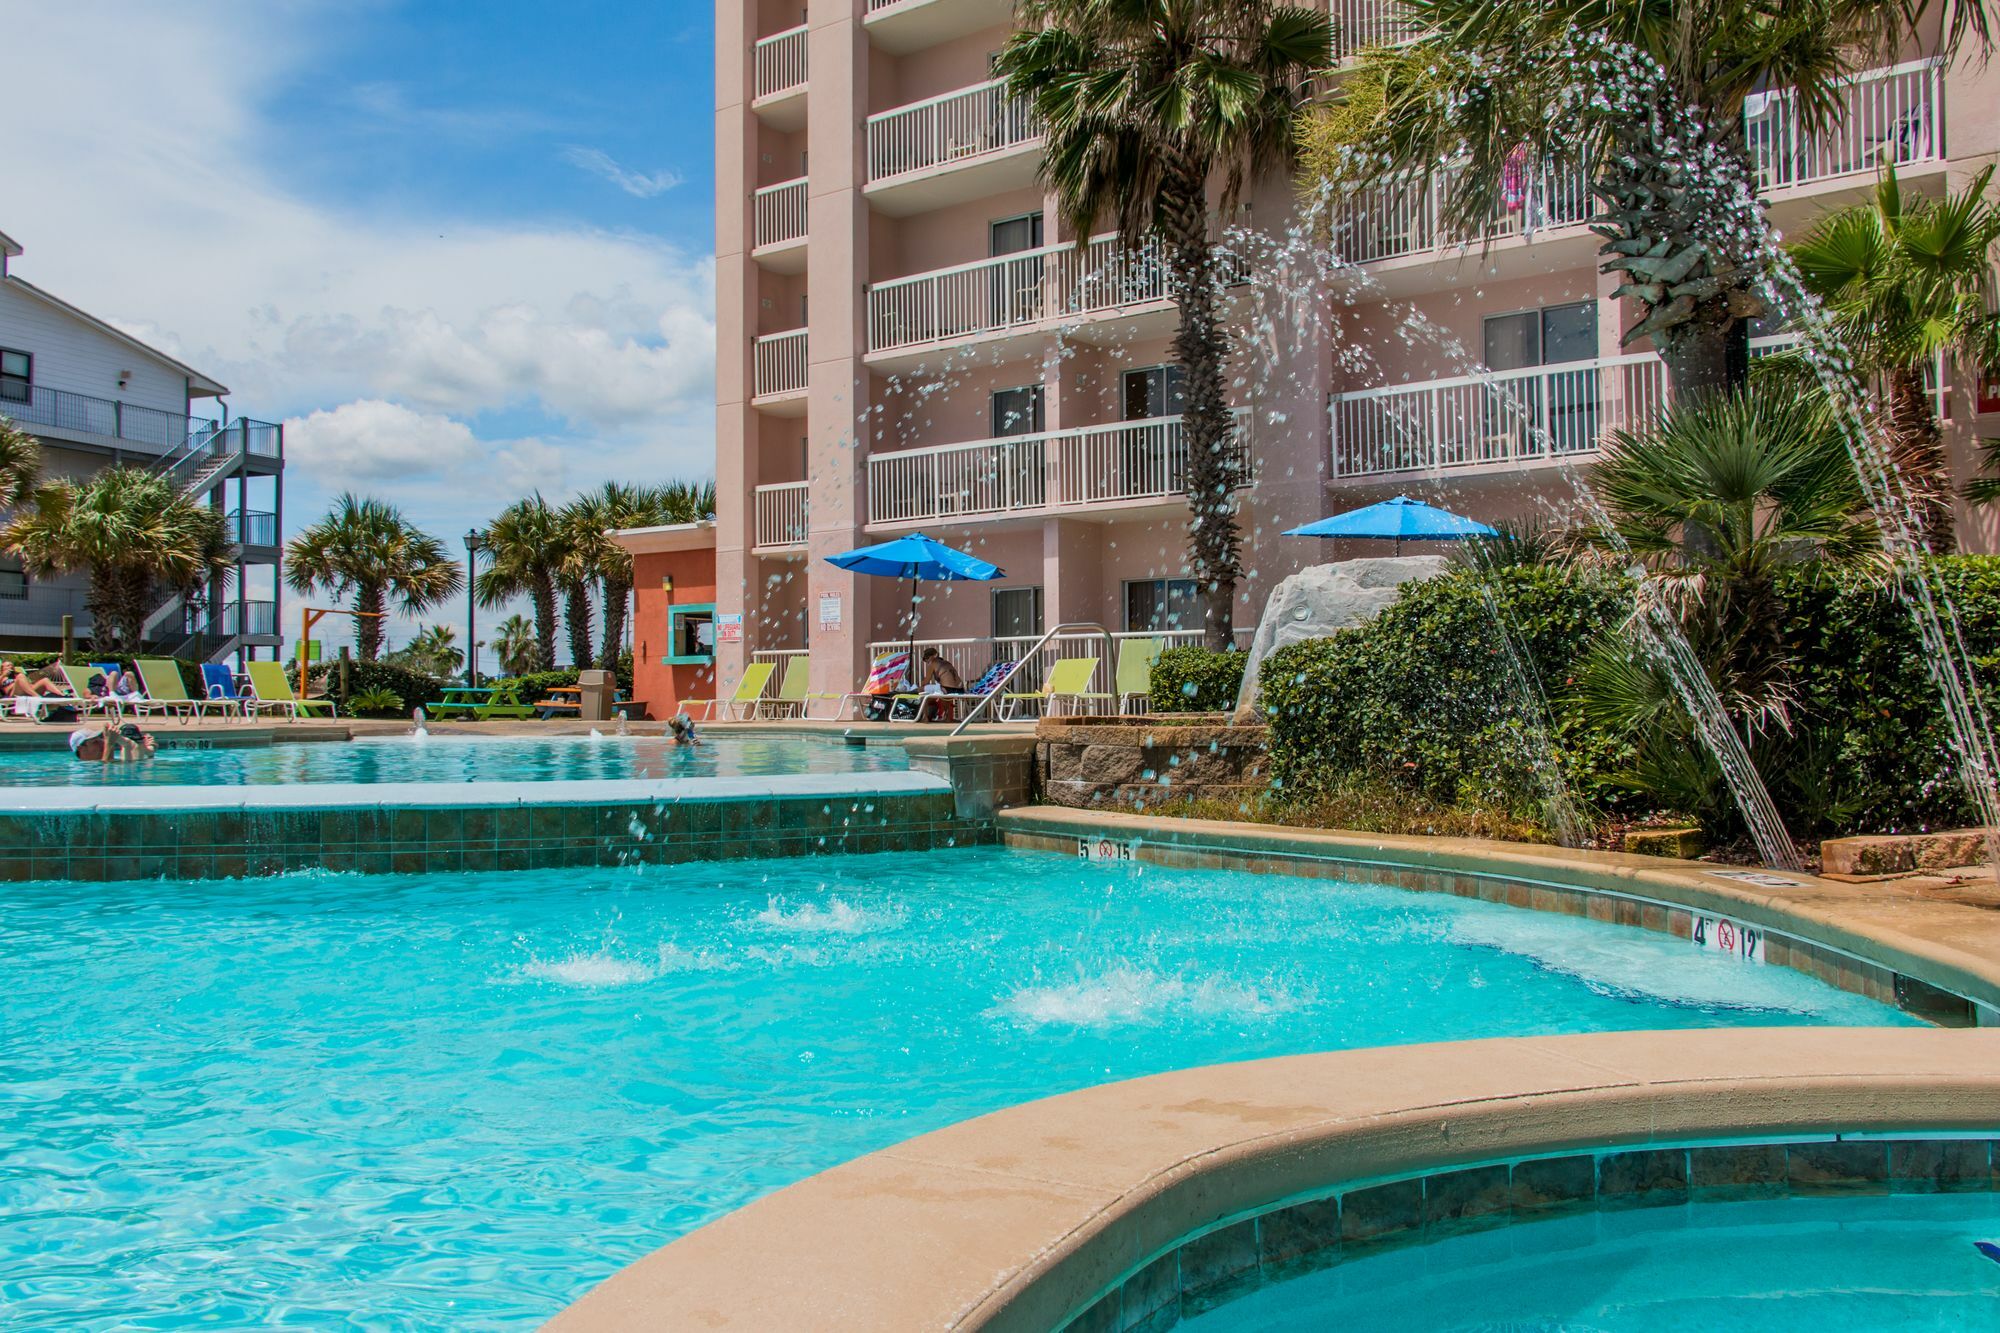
[[951, 620, 1117, 734]]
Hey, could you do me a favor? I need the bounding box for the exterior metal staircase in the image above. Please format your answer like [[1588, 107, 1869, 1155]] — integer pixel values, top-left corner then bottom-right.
[[140, 419, 285, 664]]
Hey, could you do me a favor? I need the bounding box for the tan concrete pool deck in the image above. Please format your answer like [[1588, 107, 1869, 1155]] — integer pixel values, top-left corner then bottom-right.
[[0, 715, 1032, 749]]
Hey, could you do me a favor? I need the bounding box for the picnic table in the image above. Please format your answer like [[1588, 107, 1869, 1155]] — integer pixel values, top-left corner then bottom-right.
[[535, 685, 583, 720], [428, 683, 536, 721]]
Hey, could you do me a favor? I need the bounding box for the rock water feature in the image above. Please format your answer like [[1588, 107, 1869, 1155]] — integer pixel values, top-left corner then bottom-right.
[[1231, 555, 1448, 723]]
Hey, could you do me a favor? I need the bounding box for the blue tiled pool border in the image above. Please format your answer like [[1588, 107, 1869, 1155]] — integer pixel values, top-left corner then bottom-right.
[[0, 773, 974, 881]]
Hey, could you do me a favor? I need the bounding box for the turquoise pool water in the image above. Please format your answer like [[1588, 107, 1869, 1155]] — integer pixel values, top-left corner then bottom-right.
[[0, 847, 1912, 1328], [0, 733, 905, 786], [1190, 1193, 2000, 1330]]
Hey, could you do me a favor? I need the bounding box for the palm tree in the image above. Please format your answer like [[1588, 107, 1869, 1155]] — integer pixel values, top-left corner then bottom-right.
[[0, 416, 42, 510], [1589, 390, 1880, 729], [284, 494, 462, 662], [493, 613, 539, 678], [475, 493, 562, 671], [996, 1, 1333, 649], [2, 466, 233, 655], [1299, 0, 1990, 396], [385, 624, 464, 678], [1787, 164, 2000, 551], [553, 494, 609, 670]]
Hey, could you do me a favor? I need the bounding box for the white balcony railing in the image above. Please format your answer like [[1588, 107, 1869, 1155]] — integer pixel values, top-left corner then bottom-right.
[[753, 177, 808, 250], [867, 412, 1251, 526], [753, 481, 811, 550], [1331, 354, 1667, 478], [753, 329, 808, 400], [1333, 0, 1420, 62], [866, 79, 1039, 184], [754, 24, 809, 102], [864, 628, 1254, 703], [1334, 160, 1593, 265], [1748, 57, 1945, 190], [867, 233, 1173, 355]]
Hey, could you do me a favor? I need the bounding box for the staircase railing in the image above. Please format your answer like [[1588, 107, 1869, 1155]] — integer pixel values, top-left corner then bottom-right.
[[950, 621, 1117, 735]]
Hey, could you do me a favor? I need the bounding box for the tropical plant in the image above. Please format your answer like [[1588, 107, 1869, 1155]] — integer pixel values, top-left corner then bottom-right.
[[0, 415, 42, 510], [475, 493, 562, 671], [553, 494, 608, 670], [1587, 390, 1880, 730], [1784, 163, 2000, 551], [582, 480, 713, 669], [384, 624, 463, 679], [1299, 0, 1990, 396], [997, 0, 1334, 648], [492, 613, 539, 678], [2, 466, 233, 655], [284, 494, 462, 662], [346, 685, 406, 717]]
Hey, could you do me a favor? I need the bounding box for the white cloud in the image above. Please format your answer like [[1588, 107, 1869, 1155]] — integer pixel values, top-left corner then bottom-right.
[[0, 0, 718, 527], [561, 145, 685, 198]]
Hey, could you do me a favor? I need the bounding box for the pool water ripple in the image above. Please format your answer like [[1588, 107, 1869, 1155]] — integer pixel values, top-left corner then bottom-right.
[[0, 847, 1914, 1328]]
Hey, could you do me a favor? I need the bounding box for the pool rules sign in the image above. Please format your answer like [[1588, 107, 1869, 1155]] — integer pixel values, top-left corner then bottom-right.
[[1689, 912, 1766, 964]]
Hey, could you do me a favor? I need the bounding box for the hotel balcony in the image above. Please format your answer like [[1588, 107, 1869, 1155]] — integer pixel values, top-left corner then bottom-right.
[[1330, 354, 1667, 480], [751, 176, 808, 273], [1751, 58, 1945, 217], [865, 412, 1252, 529], [865, 79, 1041, 215], [864, 0, 1016, 53], [752, 24, 809, 130], [865, 233, 1177, 371], [1332, 0, 1418, 65], [2, 380, 218, 455], [753, 481, 811, 555], [1331, 161, 1597, 294], [751, 328, 808, 414]]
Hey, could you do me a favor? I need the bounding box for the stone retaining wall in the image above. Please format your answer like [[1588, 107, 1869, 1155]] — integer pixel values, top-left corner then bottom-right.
[[1035, 716, 1269, 810]]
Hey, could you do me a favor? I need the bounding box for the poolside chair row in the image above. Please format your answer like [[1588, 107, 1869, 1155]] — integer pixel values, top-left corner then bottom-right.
[[6, 660, 336, 725], [682, 639, 1167, 723]]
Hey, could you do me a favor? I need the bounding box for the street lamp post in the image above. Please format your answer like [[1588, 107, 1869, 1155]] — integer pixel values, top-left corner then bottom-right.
[[464, 528, 484, 688]]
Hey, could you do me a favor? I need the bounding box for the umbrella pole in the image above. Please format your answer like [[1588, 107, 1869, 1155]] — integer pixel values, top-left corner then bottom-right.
[[907, 578, 918, 690]]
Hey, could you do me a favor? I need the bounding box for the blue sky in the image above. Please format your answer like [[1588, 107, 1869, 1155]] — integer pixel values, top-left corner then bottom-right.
[[4, 0, 722, 661]]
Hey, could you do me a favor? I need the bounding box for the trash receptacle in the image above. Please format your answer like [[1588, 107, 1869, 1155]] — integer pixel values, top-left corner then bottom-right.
[[578, 669, 614, 722]]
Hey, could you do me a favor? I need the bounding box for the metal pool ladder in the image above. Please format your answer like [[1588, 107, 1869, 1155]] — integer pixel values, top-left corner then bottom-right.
[[950, 621, 1117, 736]]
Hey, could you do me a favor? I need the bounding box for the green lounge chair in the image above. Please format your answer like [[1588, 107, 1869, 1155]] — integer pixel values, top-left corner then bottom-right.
[[57, 663, 124, 720], [133, 659, 226, 723], [1115, 637, 1163, 714], [682, 660, 775, 721], [245, 661, 338, 721], [756, 657, 841, 720], [999, 656, 1108, 720]]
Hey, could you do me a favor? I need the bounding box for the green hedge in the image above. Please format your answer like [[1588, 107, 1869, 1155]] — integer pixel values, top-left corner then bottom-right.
[[1149, 646, 1247, 713], [295, 658, 450, 713], [1260, 566, 1631, 818]]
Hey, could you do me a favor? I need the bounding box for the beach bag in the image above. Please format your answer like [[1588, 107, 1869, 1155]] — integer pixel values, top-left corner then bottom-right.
[[864, 650, 911, 696]]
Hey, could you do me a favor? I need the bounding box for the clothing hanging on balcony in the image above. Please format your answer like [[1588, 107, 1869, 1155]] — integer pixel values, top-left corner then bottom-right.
[[1501, 146, 1529, 214]]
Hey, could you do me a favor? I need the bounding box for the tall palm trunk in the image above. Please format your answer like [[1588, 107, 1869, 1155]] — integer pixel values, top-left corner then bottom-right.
[[355, 583, 387, 661], [564, 582, 595, 671], [1885, 365, 1955, 552], [531, 574, 558, 672], [599, 572, 630, 672], [1160, 171, 1243, 652]]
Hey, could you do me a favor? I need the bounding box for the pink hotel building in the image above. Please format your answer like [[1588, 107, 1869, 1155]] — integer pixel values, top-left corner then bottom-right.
[[710, 0, 2000, 700]]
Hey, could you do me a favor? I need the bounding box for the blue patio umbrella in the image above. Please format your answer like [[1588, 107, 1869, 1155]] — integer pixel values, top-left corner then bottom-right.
[[825, 533, 1004, 677], [1284, 495, 1497, 553]]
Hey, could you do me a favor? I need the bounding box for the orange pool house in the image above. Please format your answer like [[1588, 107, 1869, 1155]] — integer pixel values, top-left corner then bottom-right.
[[612, 520, 718, 721]]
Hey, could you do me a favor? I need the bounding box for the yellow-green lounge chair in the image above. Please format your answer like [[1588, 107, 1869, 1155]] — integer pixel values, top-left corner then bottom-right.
[[756, 656, 841, 720], [245, 661, 338, 721], [57, 663, 125, 720], [682, 660, 775, 721], [999, 656, 1107, 720], [133, 659, 224, 723], [1115, 637, 1163, 714]]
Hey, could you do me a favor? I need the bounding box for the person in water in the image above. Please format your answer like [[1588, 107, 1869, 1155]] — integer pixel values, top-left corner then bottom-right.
[[667, 712, 701, 747], [70, 721, 156, 763]]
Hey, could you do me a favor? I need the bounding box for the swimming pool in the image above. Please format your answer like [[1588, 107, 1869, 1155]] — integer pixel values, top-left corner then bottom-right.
[[1189, 1193, 2000, 1330], [0, 847, 1913, 1328], [0, 732, 905, 786]]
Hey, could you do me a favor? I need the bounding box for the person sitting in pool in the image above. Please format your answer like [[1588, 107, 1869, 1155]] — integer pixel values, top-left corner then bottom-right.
[[69, 721, 156, 763], [668, 712, 702, 748], [2, 662, 65, 698]]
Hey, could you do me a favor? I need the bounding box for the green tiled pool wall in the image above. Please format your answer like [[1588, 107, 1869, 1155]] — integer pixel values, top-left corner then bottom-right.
[[1003, 828, 1982, 1027], [1062, 1134, 2000, 1332], [0, 790, 981, 881]]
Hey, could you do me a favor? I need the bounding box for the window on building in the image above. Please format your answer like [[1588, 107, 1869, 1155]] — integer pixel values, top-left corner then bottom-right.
[[989, 215, 1046, 327], [1124, 578, 1200, 633], [0, 349, 29, 404], [1481, 301, 1596, 371], [990, 385, 1044, 437], [1121, 364, 1187, 420], [1480, 302, 1601, 457], [992, 585, 1043, 641], [0, 554, 25, 600], [665, 603, 716, 664], [1119, 366, 1190, 494], [989, 214, 1044, 257]]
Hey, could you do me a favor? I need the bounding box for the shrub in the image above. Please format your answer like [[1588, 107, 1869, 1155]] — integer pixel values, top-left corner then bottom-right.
[[346, 685, 406, 717], [1150, 646, 1246, 713], [1260, 565, 1632, 820], [294, 658, 449, 713]]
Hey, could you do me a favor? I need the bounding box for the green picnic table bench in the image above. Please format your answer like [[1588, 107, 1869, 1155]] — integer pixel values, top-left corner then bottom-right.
[[428, 683, 536, 721]]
